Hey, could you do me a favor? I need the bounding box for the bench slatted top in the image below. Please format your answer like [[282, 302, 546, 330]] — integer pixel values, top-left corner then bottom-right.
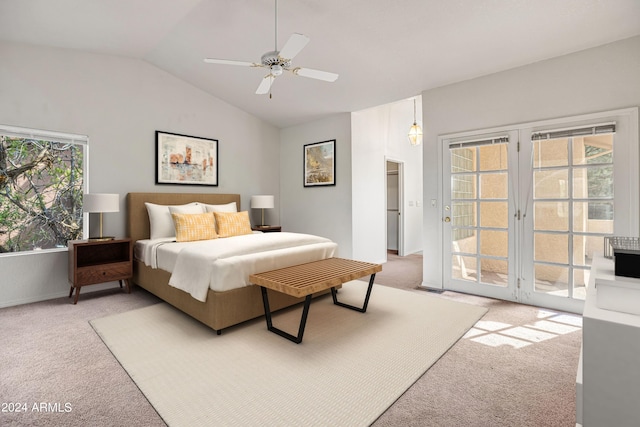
[[249, 257, 382, 298]]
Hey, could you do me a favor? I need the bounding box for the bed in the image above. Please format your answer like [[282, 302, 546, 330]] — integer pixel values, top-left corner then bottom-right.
[[126, 192, 337, 334]]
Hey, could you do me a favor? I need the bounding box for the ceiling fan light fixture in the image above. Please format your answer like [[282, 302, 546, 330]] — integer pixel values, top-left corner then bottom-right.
[[408, 98, 423, 146], [271, 64, 283, 76]]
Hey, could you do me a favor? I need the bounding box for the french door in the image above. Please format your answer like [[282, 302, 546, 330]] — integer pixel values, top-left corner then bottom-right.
[[442, 110, 638, 313], [443, 131, 519, 302]]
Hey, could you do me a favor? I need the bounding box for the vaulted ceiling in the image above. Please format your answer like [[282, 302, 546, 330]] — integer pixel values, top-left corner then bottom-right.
[[1, 0, 639, 128]]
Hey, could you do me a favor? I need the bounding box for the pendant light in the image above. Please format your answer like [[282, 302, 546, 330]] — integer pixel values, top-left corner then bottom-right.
[[408, 98, 423, 146]]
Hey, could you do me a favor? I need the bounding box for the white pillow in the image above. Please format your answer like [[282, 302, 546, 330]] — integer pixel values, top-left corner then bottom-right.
[[145, 202, 204, 239], [203, 202, 238, 213]]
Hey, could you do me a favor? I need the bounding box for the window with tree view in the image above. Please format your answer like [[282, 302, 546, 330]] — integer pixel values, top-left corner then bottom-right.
[[0, 126, 86, 253]]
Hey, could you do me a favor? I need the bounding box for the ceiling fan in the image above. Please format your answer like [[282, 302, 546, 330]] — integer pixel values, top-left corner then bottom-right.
[[203, 0, 338, 97]]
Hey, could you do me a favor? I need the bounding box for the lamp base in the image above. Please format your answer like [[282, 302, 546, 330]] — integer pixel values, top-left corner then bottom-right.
[[256, 225, 271, 229], [88, 236, 115, 242]]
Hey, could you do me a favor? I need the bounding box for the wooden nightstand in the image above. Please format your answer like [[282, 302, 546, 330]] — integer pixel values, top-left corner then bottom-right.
[[252, 225, 282, 233], [68, 238, 133, 304]]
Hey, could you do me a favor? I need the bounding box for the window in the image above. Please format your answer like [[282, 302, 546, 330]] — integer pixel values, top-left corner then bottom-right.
[[0, 125, 87, 253]]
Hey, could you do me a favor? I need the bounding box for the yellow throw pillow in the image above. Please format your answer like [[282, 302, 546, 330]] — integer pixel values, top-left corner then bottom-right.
[[214, 211, 253, 238], [171, 212, 218, 242]]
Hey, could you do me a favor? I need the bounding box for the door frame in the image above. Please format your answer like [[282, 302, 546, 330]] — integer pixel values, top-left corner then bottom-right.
[[385, 158, 404, 258], [439, 108, 639, 313]]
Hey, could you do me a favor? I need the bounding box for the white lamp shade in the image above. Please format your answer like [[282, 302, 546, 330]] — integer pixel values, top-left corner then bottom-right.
[[251, 195, 274, 209], [83, 193, 120, 213]]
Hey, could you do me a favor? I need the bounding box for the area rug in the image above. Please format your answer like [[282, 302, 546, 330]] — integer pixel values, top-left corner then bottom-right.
[[90, 283, 487, 427]]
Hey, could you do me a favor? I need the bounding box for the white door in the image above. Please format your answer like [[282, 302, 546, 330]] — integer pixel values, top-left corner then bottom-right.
[[519, 116, 637, 313], [442, 131, 519, 301], [442, 109, 638, 312]]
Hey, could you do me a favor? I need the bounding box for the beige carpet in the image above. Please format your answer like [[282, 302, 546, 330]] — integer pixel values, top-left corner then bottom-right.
[[91, 282, 487, 427]]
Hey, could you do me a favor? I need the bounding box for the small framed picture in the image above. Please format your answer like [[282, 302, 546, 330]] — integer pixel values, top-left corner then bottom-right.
[[155, 131, 218, 186], [304, 139, 336, 187]]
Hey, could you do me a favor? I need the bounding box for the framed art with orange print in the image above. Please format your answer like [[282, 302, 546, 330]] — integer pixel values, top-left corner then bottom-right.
[[155, 131, 218, 186]]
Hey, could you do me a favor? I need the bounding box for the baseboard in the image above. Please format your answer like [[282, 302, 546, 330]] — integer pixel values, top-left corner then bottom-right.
[[0, 290, 70, 308], [0, 281, 122, 308]]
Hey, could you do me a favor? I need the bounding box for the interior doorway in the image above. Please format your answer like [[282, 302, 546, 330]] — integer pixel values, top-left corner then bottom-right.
[[386, 160, 404, 257]]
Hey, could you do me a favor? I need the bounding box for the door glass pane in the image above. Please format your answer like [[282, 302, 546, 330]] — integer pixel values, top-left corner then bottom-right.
[[480, 202, 508, 228], [480, 230, 508, 257], [534, 170, 568, 199], [534, 138, 568, 168], [452, 174, 476, 199], [534, 201, 568, 231], [572, 166, 613, 198], [573, 268, 588, 300], [452, 229, 477, 254], [532, 133, 614, 302], [480, 258, 508, 287], [452, 202, 476, 227], [449, 142, 509, 292], [479, 144, 507, 171], [480, 173, 508, 199], [534, 264, 569, 296], [451, 147, 476, 172], [534, 233, 568, 264], [573, 235, 604, 266], [572, 135, 613, 165], [573, 202, 613, 233], [452, 255, 477, 281]]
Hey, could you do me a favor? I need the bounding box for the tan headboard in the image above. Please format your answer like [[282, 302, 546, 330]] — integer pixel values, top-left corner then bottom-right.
[[126, 192, 241, 243]]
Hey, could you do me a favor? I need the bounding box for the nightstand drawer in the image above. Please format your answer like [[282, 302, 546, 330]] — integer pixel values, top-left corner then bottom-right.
[[75, 262, 131, 285]]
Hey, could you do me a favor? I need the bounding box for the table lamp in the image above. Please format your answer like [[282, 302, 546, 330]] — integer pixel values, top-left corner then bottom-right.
[[251, 195, 274, 228], [83, 193, 119, 240]]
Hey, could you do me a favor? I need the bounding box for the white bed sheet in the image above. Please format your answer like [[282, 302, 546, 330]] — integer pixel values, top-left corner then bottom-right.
[[135, 232, 337, 301]]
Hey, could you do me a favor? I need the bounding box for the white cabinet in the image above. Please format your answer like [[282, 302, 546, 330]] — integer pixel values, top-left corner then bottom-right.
[[578, 255, 640, 426]]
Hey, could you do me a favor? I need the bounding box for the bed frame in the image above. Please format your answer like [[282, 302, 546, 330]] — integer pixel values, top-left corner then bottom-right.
[[126, 192, 320, 334]]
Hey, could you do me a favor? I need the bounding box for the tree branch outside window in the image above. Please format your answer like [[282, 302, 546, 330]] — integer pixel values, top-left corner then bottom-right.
[[0, 132, 85, 253]]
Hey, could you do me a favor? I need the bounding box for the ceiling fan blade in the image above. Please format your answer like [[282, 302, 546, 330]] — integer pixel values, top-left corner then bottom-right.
[[203, 58, 260, 67], [278, 33, 310, 61], [256, 75, 275, 94], [292, 67, 339, 82]]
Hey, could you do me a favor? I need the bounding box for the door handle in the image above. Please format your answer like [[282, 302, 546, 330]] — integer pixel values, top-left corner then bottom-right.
[[444, 216, 451, 222]]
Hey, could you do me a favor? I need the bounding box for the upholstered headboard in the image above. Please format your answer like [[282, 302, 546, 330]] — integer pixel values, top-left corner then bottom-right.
[[126, 192, 241, 243]]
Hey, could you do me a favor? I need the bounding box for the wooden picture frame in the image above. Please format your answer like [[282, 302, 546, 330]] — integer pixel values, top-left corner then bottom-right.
[[155, 131, 218, 186], [304, 139, 336, 187]]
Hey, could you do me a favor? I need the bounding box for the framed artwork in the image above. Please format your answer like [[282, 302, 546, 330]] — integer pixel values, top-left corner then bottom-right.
[[304, 139, 336, 187], [155, 131, 218, 186]]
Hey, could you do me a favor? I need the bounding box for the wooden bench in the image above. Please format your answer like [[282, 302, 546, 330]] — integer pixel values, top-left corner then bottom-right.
[[249, 257, 382, 343]]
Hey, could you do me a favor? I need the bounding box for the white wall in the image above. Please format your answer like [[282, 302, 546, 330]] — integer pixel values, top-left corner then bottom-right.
[[352, 98, 424, 264], [280, 114, 353, 258], [0, 41, 280, 307], [421, 35, 640, 288]]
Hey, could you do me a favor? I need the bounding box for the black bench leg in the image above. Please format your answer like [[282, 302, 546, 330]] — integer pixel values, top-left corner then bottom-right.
[[261, 287, 312, 344], [331, 273, 376, 313]]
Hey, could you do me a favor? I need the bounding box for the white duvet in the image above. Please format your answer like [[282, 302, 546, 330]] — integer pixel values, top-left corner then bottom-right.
[[135, 232, 337, 302]]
